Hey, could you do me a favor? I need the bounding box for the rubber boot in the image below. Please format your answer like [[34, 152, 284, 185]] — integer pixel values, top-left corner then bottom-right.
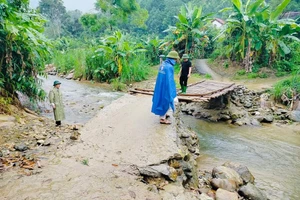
[[183, 86, 187, 94], [180, 85, 184, 93]]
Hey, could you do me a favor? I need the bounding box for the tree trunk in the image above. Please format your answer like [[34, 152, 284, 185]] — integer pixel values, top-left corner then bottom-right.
[[243, 39, 252, 72]]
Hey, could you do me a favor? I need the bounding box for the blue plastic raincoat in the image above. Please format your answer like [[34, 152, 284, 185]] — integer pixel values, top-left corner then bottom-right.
[[151, 58, 177, 116]]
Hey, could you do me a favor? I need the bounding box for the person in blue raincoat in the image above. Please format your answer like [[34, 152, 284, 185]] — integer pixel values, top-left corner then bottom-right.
[[151, 51, 180, 124]]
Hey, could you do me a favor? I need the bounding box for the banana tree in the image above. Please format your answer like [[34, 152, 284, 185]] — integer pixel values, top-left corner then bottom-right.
[[141, 36, 163, 64], [164, 2, 212, 55], [220, 0, 298, 71], [93, 31, 146, 81]]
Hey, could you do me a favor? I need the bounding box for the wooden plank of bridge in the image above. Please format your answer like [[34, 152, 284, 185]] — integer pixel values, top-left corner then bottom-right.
[[129, 80, 237, 102]]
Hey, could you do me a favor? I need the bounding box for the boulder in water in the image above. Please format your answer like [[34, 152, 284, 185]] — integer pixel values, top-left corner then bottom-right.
[[262, 115, 273, 123], [222, 162, 255, 184], [239, 183, 267, 200], [212, 166, 243, 186], [289, 111, 300, 122]]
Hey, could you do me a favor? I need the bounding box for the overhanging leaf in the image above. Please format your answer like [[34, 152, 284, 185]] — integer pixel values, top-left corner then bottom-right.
[[283, 35, 300, 42], [232, 0, 243, 14], [247, 0, 264, 15], [278, 40, 291, 54], [270, 0, 291, 21]]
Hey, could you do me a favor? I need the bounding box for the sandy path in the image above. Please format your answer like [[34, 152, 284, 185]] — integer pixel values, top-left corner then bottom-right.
[[194, 59, 287, 91], [0, 95, 181, 200], [194, 59, 226, 81]]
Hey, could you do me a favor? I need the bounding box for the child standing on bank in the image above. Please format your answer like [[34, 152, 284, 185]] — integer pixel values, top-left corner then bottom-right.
[[178, 54, 192, 94]]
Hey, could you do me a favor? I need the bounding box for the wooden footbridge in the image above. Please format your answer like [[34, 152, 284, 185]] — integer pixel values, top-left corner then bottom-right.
[[130, 80, 237, 102]]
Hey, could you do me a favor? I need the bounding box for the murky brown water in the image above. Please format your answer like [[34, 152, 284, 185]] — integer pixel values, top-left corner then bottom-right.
[[39, 75, 123, 124], [182, 116, 300, 200]]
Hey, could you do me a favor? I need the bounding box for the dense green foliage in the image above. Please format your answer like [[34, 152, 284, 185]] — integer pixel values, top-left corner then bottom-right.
[[2, 0, 300, 99], [210, 0, 300, 77], [140, 0, 231, 36], [163, 2, 213, 56], [80, 0, 148, 35], [51, 33, 159, 84], [0, 0, 50, 101]]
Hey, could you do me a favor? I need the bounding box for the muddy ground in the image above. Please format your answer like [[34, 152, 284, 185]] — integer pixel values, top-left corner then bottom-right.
[[0, 95, 201, 200]]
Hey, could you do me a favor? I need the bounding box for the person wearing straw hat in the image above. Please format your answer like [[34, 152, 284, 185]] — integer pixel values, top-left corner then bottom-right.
[[49, 80, 65, 127], [151, 50, 179, 125], [178, 54, 192, 94]]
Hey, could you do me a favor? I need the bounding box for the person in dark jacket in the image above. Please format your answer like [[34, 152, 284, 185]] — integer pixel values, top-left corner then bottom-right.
[[178, 54, 192, 94], [151, 51, 179, 124]]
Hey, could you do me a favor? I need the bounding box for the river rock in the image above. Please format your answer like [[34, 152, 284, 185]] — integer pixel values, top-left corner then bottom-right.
[[34, 134, 46, 140], [138, 164, 176, 181], [14, 143, 28, 151], [216, 188, 239, 200], [211, 178, 237, 192], [161, 184, 199, 200], [70, 131, 80, 140], [48, 71, 57, 75], [219, 114, 231, 120], [66, 72, 74, 80], [199, 193, 214, 200], [223, 162, 255, 184], [254, 115, 264, 122], [262, 115, 273, 123], [244, 100, 252, 108], [168, 167, 178, 181], [293, 99, 300, 111], [250, 118, 261, 126], [275, 109, 288, 115], [43, 139, 51, 146], [37, 140, 45, 145], [234, 120, 244, 126], [289, 111, 300, 122], [239, 183, 267, 200], [138, 166, 161, 178], [212, 166, 243, 186], [1, 149, 10, 157]]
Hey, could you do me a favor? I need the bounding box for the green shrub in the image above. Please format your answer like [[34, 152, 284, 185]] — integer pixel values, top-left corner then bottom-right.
[[273, 73, 300, 101], [273, 41, 300, 77], [223, 60, 229, 69], [205, 74, 213, 79], [52, 48, 86, 78], [111, 78, 127, 91], [258, 73, 268, 78], [121, 55, 150, 83], [247, 73, 259, 79], [237, 69, 246, 76], [0, 96, 12, 114]]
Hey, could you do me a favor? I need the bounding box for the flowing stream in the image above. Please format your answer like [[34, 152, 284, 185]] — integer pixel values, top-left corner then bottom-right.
[[182, 116, 300, 200], [39, 76, 299, 199], [40, 75, 123, 124]]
